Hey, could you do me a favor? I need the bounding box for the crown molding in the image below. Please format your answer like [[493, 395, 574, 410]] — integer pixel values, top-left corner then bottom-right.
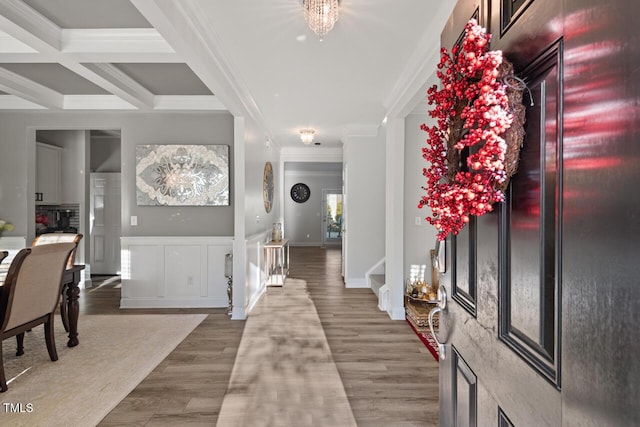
[[383, 0, 456, 119]]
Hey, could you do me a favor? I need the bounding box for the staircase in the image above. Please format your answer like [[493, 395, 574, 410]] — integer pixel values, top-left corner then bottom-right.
[[366, 258, 388, 311], [370, 274, 385, 297]]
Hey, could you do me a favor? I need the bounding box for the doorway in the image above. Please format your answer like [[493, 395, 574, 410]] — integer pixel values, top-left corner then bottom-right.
[[89, 130, 122, 276], [322, 189, 343, 247]]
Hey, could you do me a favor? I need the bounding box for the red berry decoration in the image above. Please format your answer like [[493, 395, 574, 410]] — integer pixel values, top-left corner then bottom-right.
[[419, 19, 525, 240]]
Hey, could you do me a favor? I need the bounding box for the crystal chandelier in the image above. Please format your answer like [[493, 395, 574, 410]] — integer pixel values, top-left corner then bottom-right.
[[303, 0, 340, 40], [300, 129, 315, 144]]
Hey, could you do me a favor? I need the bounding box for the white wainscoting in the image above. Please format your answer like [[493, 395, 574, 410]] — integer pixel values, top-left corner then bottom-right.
[[120, 236, 233, 309], [245, 231, 269, 314]]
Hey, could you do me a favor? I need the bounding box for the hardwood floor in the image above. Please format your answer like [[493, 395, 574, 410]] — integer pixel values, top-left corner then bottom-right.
[[94, 246, 438, 426]]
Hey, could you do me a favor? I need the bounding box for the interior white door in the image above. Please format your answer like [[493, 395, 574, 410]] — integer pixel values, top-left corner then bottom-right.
[[90, 173, 121, 274]]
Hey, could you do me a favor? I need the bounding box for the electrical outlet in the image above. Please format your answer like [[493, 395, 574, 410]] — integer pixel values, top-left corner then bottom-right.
[[130, 216, 138, 226], [415, 216, 421, 226]]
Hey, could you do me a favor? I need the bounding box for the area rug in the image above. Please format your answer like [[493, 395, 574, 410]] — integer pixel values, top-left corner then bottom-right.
[[406, 318, 439, 362], [0, 313, 207, 427], [216, 279, 357, 427]]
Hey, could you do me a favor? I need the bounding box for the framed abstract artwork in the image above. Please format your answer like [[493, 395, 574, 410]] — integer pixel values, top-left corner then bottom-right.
[[136, 144, 230, 206]]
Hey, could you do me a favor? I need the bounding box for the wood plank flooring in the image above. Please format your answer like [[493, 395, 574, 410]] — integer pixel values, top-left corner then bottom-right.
[[92, 246, 438, 426]]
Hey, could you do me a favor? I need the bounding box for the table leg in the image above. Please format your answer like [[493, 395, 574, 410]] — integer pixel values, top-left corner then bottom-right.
[[60, 291, 69, 333], [65, 281, 80, 347]]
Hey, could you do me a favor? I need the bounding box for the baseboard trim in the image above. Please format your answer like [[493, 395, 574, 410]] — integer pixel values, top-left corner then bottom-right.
[[120, 297, 228, 309], [388, 305, 406, 320], [345, 278, 368, 288]]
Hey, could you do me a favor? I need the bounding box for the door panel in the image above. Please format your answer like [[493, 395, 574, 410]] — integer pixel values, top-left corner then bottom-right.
[[499, 40, 563, 386], [452, 347, 477, 427], [452, 217, 477, 316]]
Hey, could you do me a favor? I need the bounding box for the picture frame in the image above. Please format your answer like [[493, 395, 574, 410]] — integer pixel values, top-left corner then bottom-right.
[[136, 144, 229, 206]]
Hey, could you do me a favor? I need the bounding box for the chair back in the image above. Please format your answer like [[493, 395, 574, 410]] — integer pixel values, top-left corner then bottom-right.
[[0, 242, 75, 332], [32, 233, 83, 269]]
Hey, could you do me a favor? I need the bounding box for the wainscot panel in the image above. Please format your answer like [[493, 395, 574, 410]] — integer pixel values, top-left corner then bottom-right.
[[120, 236, 233, 308]]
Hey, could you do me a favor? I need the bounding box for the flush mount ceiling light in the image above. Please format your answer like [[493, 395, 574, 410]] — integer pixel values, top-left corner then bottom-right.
[[300, 129, 315, 145], [303, 0, 340, 41]]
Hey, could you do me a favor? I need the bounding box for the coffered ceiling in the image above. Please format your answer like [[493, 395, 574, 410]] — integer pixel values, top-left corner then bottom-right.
[[0, 0, 456, 146]]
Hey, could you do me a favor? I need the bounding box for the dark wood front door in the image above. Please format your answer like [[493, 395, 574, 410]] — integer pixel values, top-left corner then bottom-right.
[[435, 0, 640, 425]]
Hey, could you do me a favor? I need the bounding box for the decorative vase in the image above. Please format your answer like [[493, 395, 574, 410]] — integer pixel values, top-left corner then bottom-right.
[[271, 223, 282, 242]]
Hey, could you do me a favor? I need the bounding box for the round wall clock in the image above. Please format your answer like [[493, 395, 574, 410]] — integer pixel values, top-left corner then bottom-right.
[[263, 162, 274, 213], [290, 183, 310, 203]]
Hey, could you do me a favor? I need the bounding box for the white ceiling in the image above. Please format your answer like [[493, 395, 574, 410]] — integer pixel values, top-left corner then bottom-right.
[[0, 0, 455, 147]]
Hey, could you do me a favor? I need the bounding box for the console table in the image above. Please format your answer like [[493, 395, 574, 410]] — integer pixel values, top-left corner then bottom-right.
[[264, 239, 289, 286]]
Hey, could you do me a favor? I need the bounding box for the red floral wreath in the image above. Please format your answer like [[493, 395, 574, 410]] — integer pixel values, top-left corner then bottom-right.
[[419, 19, 524, 240]]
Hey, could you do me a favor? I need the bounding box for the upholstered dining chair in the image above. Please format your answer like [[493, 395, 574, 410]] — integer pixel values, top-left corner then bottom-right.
[[32, 233, 83, 332], [0, 242, 76, 392], [32, 233, 83, 269]]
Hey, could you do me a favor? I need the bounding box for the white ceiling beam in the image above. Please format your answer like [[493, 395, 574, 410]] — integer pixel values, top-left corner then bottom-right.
[[0, 0, 61, 52], [78, 63, 154, 110], [0, 94, 47, 109], [154, 95, 226, 111], [63, 95, 137, 110], [0, 67, 62, 109], [61, 28, 181, 63], [0, 29, 37, 53]]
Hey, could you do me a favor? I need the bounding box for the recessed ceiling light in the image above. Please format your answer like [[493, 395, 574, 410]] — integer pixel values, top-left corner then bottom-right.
[[296, 34, 307, 42]]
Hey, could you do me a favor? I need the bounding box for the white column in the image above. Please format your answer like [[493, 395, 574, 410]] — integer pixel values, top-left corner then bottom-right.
[[232, 116, 247, 319], [385, 117, 406, 320]]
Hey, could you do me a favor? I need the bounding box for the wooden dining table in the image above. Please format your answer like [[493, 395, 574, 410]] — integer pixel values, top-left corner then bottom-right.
[[0, 260, 84, 347]]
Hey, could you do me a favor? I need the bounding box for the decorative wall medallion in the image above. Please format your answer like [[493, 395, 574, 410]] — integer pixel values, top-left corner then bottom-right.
[[136, 144, 229, 206], [290, 183, 310, 203], [263, 161, 274, 213]]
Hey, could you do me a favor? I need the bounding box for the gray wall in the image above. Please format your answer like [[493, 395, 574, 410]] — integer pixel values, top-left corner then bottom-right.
[[0, 111, 235, 239], [284, 170, 342, 245], [243, 117, 281, 238], [343, 131, 386, 284], [91, 135, 121, 172]]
